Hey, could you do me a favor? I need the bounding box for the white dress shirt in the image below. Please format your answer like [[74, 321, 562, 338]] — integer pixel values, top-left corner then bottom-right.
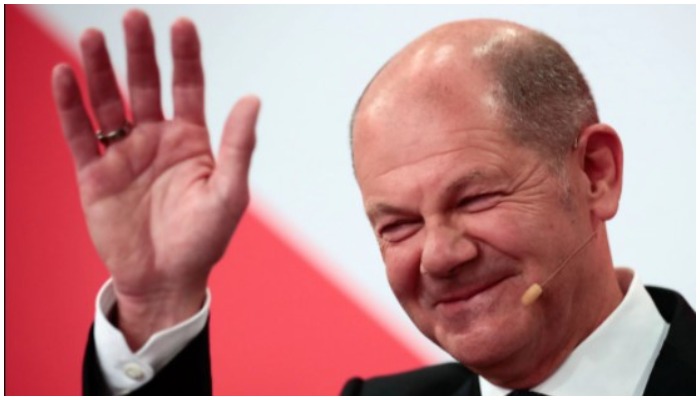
[[93, 280, 211, 395], [94, 269, 668, 395], [480, 269, 669, 396]]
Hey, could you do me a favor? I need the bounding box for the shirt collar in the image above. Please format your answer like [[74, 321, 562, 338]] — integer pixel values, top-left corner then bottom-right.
[[479, 268, 669, 396]]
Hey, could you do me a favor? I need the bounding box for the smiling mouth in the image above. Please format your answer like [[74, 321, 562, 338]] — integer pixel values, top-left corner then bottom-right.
[[434, 275, 512, 310]]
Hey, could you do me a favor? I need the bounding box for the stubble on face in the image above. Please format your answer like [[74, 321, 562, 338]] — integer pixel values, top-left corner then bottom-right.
[[352, 20, 599, 387]]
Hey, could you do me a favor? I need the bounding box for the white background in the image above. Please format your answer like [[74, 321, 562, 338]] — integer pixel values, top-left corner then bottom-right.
[[31, 5, 695, 362]]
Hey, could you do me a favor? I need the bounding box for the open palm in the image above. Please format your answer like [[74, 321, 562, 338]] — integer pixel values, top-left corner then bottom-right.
[[52, 10, 258, 348]]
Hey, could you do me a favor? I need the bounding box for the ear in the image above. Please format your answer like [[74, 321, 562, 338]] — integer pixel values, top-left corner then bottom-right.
[[575, 124, 624, 221]]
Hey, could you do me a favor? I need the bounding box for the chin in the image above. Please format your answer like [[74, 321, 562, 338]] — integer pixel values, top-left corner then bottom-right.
[[433, 311, 535, 371]]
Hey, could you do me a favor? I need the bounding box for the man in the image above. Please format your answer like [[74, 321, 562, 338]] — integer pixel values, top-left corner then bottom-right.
[[52, 10, 694, 395]]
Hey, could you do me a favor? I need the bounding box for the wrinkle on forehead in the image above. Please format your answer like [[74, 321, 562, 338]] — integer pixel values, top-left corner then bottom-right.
[[364, 168, 495, 222], [355, 128, 500, 183]]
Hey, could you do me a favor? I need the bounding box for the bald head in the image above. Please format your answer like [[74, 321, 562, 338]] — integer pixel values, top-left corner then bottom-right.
[[351, 19, 598, 170]]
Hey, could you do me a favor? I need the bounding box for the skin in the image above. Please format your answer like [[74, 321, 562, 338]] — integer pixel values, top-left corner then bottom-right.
[[353, 20, 625, 388], [54, 11, 625, 389], [52, 10, 259, 350]]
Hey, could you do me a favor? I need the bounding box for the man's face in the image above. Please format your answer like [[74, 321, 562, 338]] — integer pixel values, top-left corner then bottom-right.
[[353, 65, 592, 374]]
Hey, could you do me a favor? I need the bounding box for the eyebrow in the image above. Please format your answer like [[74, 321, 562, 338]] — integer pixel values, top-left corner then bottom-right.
[[366, 203, 409, 225], [366, 170, 490, 224], [444, 170, 486, 194]]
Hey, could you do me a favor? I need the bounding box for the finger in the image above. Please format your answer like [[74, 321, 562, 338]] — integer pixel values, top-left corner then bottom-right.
[[80, 28, 128, 133], [171, 18, 205, 126], [51, 64, 100, 169], [124, 9, 163, 123], [211, 96, 260, 201]]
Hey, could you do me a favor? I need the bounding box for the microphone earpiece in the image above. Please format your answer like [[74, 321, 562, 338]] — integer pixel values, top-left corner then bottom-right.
[[521, 283, 543, 306], [521, 230, 597, 306]]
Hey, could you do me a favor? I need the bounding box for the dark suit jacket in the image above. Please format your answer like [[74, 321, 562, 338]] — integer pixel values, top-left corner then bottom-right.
[[83, 286, 695, 395]]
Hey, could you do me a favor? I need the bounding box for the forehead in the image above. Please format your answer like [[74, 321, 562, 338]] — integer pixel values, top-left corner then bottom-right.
[[353, 60, 506, 185], [358, 126, 525, 213]]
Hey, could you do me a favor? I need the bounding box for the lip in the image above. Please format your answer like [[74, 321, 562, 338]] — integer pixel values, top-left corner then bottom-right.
[[433, 275, 512, 309]]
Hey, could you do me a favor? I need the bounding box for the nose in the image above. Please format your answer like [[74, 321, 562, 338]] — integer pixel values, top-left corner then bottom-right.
[[420, 222, 478, 278]]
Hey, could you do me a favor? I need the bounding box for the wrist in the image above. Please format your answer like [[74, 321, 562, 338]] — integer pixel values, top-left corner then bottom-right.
[[113, 283, 207, 351]]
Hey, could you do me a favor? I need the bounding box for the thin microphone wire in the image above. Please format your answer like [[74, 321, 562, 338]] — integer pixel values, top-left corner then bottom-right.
[[540, 229, 597, 289]]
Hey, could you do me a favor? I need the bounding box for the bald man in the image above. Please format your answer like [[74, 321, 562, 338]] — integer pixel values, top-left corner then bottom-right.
[[53, 11, 694, 396]]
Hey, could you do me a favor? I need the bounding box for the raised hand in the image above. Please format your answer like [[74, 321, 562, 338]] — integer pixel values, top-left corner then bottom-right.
[[52, 10, 259, 350]]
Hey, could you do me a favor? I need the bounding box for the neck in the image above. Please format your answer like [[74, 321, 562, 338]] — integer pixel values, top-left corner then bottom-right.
[[480, 231, 624, 389]]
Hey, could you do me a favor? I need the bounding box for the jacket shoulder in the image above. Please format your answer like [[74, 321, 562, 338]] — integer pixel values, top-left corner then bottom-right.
[[341, 362, 476, 395]]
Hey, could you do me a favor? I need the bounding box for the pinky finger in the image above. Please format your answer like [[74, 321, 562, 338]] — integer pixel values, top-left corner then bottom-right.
[[51, 64, 100, 170]]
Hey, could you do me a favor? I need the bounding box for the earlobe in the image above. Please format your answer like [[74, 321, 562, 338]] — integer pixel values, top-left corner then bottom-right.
[[576, 124, 624, 221]]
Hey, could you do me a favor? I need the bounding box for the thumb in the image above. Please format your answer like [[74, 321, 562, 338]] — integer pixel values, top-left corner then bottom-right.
[[211, 95, 260, 205]]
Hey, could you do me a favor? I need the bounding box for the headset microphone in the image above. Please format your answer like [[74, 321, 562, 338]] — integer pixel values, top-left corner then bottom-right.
[[521, 230, 597, 306]]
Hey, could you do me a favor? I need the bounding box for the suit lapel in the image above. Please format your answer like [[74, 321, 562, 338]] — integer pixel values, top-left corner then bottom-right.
[[453, 373, 481, 395], [643, 287, 696, 395]]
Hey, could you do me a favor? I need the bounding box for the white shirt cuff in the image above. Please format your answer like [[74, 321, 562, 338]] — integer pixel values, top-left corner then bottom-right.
[[93, 279, 210, 395]]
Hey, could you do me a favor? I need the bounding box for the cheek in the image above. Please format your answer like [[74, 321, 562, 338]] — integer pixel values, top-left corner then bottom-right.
[[465, 209, 532, 258], [382, 242, 422, 303], [467, 205, 578, 281]]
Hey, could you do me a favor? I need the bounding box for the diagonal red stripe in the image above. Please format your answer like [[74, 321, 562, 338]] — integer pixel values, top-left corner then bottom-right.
[[6, 5, 106, 395], [6, 5, 426, 395], [210, 211, 426, 395]]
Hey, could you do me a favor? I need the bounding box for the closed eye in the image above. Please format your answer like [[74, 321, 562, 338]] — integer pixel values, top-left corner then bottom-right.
[[458, 192, 502, 212], [378, 220, 421, 243]]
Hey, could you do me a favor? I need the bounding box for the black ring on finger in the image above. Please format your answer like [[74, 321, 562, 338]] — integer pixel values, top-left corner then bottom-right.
[[96, 123, 132, 146]]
